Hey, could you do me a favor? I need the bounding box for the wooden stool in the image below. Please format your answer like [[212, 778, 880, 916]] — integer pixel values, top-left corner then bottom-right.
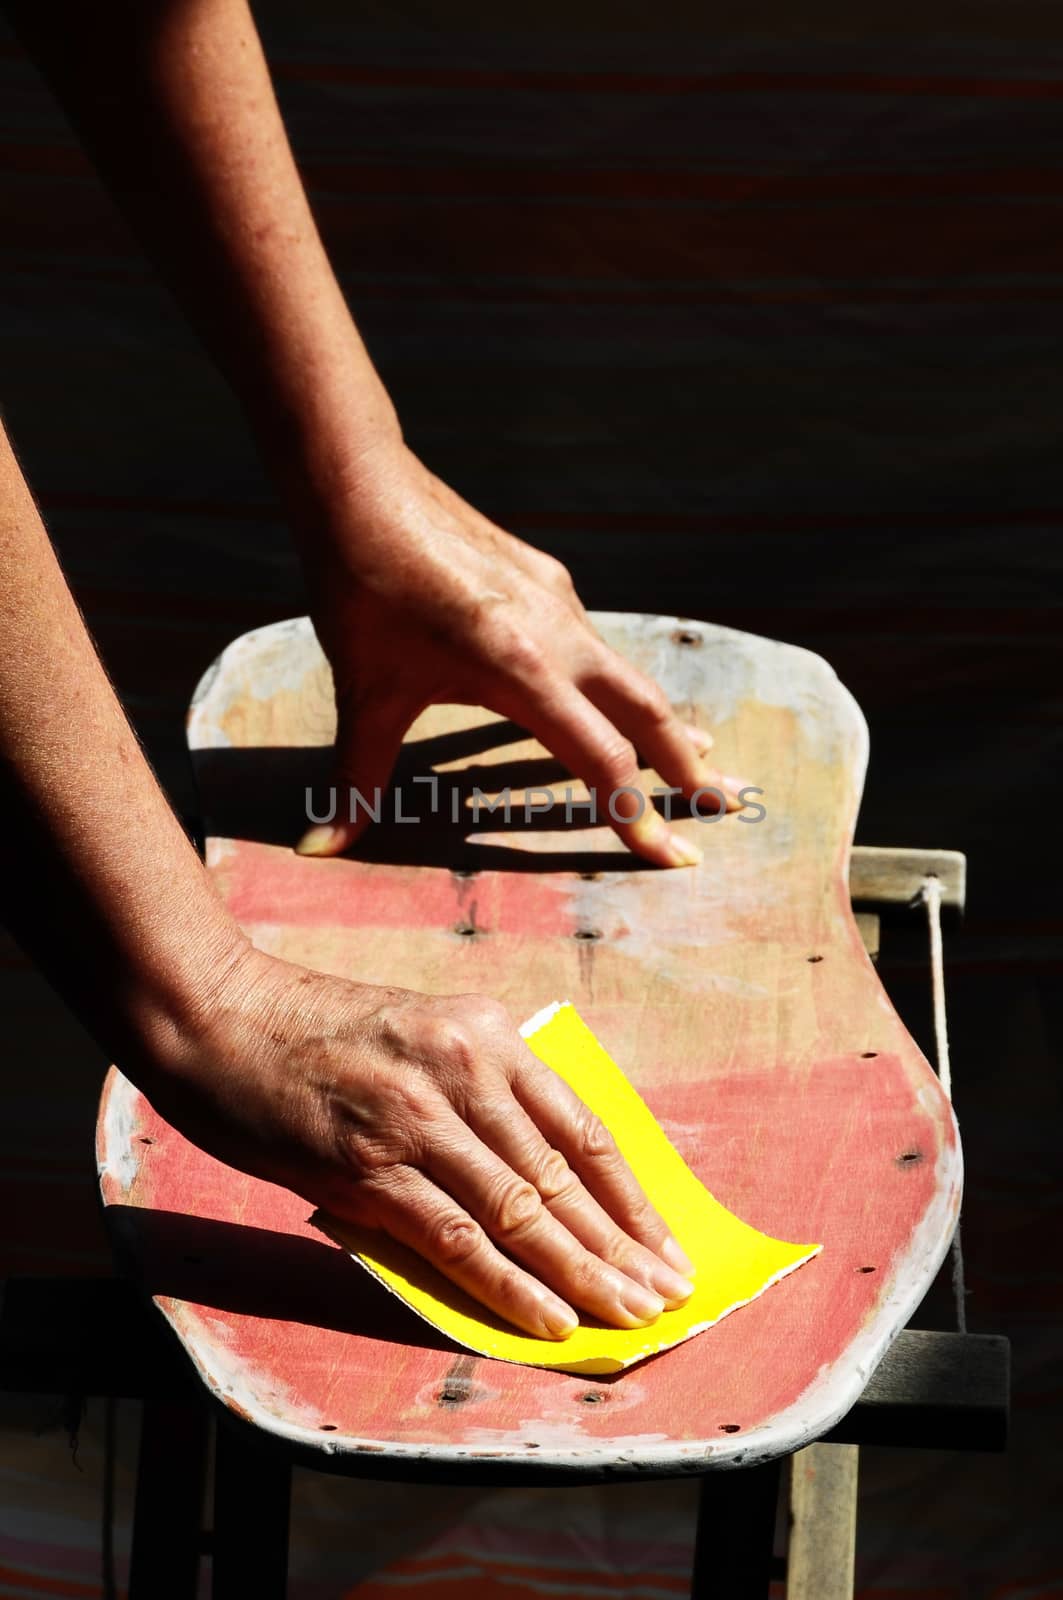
[[5, 616, 1011, 1596]]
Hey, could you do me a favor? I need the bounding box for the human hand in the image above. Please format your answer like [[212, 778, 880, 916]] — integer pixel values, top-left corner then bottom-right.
[[149, 946, 696, 1338], [292, 442, 748, 866]]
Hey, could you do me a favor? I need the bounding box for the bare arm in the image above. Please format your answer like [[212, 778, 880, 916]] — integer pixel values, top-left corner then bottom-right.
[[7, 0, 743, 866], [0, 0, 714, 1328], [0, 425, 695, 1333]]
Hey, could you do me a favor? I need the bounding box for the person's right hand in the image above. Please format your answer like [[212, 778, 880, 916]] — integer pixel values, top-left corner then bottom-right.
[[147, 944, 696, 1339]]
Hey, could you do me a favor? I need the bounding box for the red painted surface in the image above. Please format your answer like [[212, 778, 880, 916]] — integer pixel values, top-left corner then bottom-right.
[[222, 845, 576, 941], [96, 617, 961, 1467], [100, 1029, 948, 1449]]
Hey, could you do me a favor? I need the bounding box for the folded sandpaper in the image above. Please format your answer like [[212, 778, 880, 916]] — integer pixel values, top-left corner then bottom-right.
[[315, 1001, 820, 1375]]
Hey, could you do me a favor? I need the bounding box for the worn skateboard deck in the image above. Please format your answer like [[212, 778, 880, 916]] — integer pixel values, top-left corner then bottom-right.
[[97, 614, 961, 1478]]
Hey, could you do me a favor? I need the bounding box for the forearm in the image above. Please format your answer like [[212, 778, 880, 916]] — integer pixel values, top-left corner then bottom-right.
[[0, 425, 246, 1074], [6, 0, 396, 501]]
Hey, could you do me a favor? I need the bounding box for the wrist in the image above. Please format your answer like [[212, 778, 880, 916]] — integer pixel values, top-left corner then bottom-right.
[[120, 906, 256, 1094], [240, 331, 405, 530]]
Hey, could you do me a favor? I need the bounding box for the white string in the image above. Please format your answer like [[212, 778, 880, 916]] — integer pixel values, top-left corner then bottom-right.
[[919, 876, 967, 1333], [922, 877, 952, 1101]]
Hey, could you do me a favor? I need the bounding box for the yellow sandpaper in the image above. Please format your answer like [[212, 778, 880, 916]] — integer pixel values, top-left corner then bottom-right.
[[316, 1001, 820, 1374]]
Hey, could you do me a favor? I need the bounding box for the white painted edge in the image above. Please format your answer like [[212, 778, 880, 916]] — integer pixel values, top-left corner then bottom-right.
[[187, 615, 322, 751], [518, 999, 568, 1039], [97, 612, 960, 1473], [98, 1063, 960, 1474]]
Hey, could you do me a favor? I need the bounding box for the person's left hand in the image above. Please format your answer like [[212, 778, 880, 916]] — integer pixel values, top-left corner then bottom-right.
[[293, 441, 749, 866]]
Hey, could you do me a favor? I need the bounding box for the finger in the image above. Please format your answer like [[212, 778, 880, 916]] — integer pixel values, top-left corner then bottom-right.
[[356, 1162, 580, 1339], [682, 721, 714, 756], [497, 673, 702, 868], [459, 1079, 694, 1307], [508, 1052, 696, 1277], [420, 1102, 676, 1326], [295, 691, 418, 857], [582, 653, 752, 814]]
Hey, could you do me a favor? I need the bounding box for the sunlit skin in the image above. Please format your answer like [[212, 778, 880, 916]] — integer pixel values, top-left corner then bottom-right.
[[0, 0, 747, 1334]]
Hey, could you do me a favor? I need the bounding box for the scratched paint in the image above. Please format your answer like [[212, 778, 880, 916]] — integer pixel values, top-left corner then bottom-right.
[[95, 612, 961, 1475]]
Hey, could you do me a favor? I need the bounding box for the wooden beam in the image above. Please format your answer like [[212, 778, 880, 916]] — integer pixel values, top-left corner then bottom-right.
[[823, 1328, 1009, 1453], [849, 847, 966, 912], [854, 912, 879, 962], [786, 1444, 858, 1600], [212, 1418, 291, 1600], [692, 1459, 782, 1599]]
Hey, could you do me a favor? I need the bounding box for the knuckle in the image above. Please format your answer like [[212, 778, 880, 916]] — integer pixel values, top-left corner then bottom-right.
[[626, 1196, 661, 1237], [629, 677, 674, 728], [534, 1147, 577, 1201], [426, 1211, 484, 1267], [596, 734, 638, 788], [493, 624, 547, 683], [493, 1177, 543, 1237], [424, 1017, 475, 1072], [457, 994, 510, 1036], [566, 1249, 607, 1300], [578, 1108, 620, 1163], [539, 552, 575, 592]]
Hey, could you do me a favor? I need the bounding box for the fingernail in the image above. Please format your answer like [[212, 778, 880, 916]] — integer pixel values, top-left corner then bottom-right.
[[661, 1236, 696, 1275], [543, 1298, 579, 1338], [622, 1284, 666, 1324], [651, 1264, 696, 1304], [665, 832, 702, 868], [294, 823, 347, 857]]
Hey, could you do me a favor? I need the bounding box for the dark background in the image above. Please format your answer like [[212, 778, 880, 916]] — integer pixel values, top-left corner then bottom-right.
[[1, 1, 1060, 1594]]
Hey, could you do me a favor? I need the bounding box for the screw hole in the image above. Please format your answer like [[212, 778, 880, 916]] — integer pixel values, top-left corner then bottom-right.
[[579, 871, 603, 882], [581, 1391, 606, 1404], [452, 867, 478, 880], [673, 629, 702, 647], [574, 928, 602, 941], [320, 1424, 337, 1432], [807, 954, 823, 963], [719, 1423, 741, 1433], [857, 1265, 877, 1274], [861, 1051, 878, 1059], [139, 1136, 154, 1145], [897, 1149, 923, 1166], [454, 924, 477, 937]]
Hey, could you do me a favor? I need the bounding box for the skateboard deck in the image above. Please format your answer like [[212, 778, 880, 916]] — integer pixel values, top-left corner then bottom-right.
[[97, 613, 962, 1477]]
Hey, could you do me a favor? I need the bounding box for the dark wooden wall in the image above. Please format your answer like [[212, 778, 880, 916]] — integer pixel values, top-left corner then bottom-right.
[[1, 2, 1060, 1593]]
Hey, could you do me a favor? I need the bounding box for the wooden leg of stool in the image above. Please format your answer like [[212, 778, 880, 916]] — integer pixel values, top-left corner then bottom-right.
[[786, 1443, 859, 1600], [128, 1396, 209, 1600], [691, 1459, 783, 1599], [211, 1419, 291, 1600]]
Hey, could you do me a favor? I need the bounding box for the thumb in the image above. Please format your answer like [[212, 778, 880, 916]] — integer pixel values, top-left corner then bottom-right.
[[295, 693, 416, 857]]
